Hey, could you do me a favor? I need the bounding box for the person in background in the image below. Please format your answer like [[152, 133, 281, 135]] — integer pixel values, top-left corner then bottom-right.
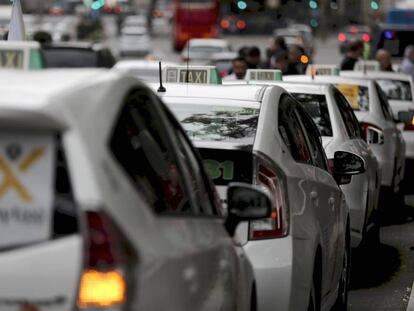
[[340, 40, 364, 70], [271, 51, 299, 75], [400, 45, 414, 79], [223, 57, 248, 81], [266, 36, 288, 68], [246, 46, 263, 69], [288, 45, 307, 74], [376, 49, 394, 72]]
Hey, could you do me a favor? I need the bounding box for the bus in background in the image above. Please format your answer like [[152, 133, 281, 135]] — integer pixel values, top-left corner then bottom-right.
[[172, 0, 219, 51]]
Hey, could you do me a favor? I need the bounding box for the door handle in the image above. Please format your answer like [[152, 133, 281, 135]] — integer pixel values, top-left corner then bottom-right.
[[328, 197, 335, 210], [310, 191, 318, 200]]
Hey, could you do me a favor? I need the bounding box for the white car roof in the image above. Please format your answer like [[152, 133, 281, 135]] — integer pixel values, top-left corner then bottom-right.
[[188, 39, 229, 47], [340, 70, 412, 81], [114, 60, 177, 70], [283, 75, 372, 87], [149, 83, 267, 103], [0, 69, 138, 126]]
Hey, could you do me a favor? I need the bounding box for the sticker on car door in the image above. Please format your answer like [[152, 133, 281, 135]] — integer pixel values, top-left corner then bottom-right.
[[0, 133, 55, 249]]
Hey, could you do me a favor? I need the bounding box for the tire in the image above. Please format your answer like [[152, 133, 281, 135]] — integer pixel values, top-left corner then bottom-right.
[[333, 224, 351, 311]]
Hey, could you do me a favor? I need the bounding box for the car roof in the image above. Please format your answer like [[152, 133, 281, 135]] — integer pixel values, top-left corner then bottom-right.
[[121, 26, 148, 34], [42, 41, 107, 51], [149, 83, 267, 103], [340, 70, 412, 81], [0, 69, 133, 120], [283, 75, 371, 87], [114, 60, 177, 70], [188, 39, 229, 47], [272, 81, 327, 95]]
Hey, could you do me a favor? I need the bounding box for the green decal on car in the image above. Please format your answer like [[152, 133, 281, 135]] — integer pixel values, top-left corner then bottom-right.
[[204, 160, 234, 180]]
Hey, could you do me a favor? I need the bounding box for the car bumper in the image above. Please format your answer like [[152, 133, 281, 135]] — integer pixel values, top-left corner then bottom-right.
[[244, 237, 294, 311]]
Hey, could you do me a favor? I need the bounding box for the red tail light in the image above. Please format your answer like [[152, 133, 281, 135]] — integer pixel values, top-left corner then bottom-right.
[[404, 123, 414, 131], [338, 33, 346, 42], [78, 211, 133, 309], [362, 33, 371, 42], [220, 19, 230, 29], [360, 122, 384, 145], [249, 159, 288, 240], [236, 20, 247, 30]]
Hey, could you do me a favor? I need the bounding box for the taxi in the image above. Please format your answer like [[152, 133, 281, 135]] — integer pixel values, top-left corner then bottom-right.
[[0, 69, 271, 311], [284, 68, 406, 196], [341, 67, 414, 182], [237, 69, 381, 248], [0, 41, 44, 70], [151, 65, 365, 311]]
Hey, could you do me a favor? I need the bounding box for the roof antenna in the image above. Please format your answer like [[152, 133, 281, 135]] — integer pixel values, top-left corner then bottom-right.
[[363, 61, 367, 75], [157, 61, 166, 93]]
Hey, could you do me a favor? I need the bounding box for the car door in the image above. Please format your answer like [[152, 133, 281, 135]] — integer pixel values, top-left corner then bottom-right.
[[107, 89, 239, 311], [294, 104, 343, 299]]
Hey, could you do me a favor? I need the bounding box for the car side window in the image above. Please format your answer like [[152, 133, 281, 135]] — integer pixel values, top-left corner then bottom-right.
[[295, 105, 328, 171], [110, 89, 193, 215], [278, 95, 312, 165], [334, 90, 363, 139], [375, 83, 395, 122], [173, 122, 218, 216]]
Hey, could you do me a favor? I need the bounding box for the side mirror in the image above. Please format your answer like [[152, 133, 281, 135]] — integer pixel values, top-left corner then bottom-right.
[[332, 151, 366, 185], [397, 110, 414, 124], [225, 183, 272, 237]]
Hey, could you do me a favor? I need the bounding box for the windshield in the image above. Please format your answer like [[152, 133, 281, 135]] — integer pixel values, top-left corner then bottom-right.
[[376, 79, 413, 101], [293, 93, 333, 136], [168, 104, 259, 144], [336, 84, 370, 112]]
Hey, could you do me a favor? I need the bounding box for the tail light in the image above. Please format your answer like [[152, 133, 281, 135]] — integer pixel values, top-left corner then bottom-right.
[[236, 20, 246, 30], [220, 19, 230, 29], [362, 33, 371, 42], [78, 211, 134, 309], [249, 157, 288, 240], [360, 122, 384, 145], [338, 33, 346, 42], [404, 123, 414, 131]]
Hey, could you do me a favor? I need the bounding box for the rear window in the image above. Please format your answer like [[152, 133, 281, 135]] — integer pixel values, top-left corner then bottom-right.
[[168, 104, 259, 145], [377, 79, 413, 101], [336, 84, 370, 111], [43, 49, 98, 68], [292, 93, 333, 137]]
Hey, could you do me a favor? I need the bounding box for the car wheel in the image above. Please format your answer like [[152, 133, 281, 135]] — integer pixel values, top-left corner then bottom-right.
[[333, 225, 350, 311]]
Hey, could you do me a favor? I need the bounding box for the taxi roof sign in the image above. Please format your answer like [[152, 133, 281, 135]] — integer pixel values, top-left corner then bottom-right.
[[0, 41, 44, 70], [306, 64, 340, 76], [246, 69, 283, 82], [163, 65, 222, 84], [354, 60, 380, 72]]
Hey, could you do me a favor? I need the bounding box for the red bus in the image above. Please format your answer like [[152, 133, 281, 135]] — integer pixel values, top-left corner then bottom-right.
[[172, 0, 219, 51]]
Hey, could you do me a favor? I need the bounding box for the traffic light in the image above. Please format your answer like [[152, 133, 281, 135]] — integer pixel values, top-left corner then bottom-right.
[[370, 0, 379, 10], [309, 0, 318, 9], [237, 1, 248, 10]]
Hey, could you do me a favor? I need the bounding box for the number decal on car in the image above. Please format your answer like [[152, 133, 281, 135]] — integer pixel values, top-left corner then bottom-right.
[[204, 160, 234, 180]]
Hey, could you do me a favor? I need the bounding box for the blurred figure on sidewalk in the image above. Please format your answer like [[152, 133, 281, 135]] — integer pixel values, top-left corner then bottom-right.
[[246, 46, 264, 69], [340, 40, 363, 70], [400, 45, 414, 79], [288, 45, 307, 74], [266, 36, 288, 68], [223, 57, 248, 81], [376, 49, 394, 72], [271, 51, 299, 75]]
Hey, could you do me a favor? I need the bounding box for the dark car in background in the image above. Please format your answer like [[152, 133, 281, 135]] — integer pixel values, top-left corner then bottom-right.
[[338, 24, 371, 54]]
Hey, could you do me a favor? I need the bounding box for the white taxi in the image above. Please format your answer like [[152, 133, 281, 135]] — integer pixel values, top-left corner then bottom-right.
[[235, 70, 381, 248], [285, 72, 406, 195], [341, 70, 414, 180], [0, 69, 271, 311], [151, 66, 365, 311]]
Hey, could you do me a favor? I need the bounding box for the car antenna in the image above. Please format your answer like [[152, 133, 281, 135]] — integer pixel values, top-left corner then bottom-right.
[[157, 61, 166, 93], [185, 0, 190, 84]]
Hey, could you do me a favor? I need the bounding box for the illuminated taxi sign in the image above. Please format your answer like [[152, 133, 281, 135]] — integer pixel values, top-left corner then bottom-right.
[[306, 65, 340, 76], [354, 60, 380, 72], [163, 66, 222, 84], [0, 41, 44, 70], [246, 69, 283, 81]]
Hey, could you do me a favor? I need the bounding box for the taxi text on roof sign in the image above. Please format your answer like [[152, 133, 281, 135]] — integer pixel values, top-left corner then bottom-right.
[[246, 69, 283, 82], [163, 65, 222, 84], [0, 41, 44, 70], [354, 60, 380, 72], [306, 64, 340, 76]]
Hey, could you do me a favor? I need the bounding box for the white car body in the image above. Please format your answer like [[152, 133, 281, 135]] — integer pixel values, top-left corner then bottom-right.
[[119, 26, 152, 57], [114, 60, 178, 82], [284, 75, 406, 193], [0, 70, 256, 311], [152, 83, 351, 311], [341, 71, 414, 160], [181, 39, 231, 63]]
